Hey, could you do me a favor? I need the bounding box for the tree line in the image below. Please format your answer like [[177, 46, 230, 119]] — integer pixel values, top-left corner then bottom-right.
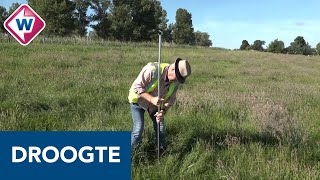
[[0, 0, 212, 47], [240, 36, 320, 56]]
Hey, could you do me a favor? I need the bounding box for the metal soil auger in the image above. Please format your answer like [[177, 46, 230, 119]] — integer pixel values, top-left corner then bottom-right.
[[157, 29, 162, 164]]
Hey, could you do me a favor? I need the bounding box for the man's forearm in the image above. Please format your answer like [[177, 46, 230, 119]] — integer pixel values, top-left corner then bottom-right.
[[139, 93, 172, 111], [139, 92, 154, 103]]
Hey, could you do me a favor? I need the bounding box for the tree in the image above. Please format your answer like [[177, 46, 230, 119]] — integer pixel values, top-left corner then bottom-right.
[[108, 0, 134, 41], [194, 31, 212, 47], [151, 0, 168, 42], [287, 36, 313, 55], [267, 39, 285, 53], [90, 0, 111, 39], [309, 48, 317, 56], [251, 40, 265, 51], [240, 40, 250, 50], [9, 3, 20, 15], [173, 8, 195, 45], [28, 0, 77, 36], [163, 23, 174, 43], [316, 42, 320, 55], [130, 0, 161, 41], [73, 0, 90, 36], [109, 0, 166, 42], [0, 6, 8, 33]]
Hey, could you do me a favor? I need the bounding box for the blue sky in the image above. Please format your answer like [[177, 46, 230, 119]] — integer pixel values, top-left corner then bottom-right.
[[2, 0, 320, 49], [161, 0, 320, 49]]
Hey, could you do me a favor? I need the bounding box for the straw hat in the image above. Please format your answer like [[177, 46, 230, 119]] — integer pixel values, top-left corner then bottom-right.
[[174, 58, 191, 84]]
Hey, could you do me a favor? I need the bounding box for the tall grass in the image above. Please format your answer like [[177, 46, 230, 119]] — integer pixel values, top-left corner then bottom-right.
[[1, 41, 320, 179], [0, 34, 217, 49]]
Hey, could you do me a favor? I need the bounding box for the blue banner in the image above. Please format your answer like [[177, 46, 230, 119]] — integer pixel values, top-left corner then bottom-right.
[[0, 131, 131, 180]]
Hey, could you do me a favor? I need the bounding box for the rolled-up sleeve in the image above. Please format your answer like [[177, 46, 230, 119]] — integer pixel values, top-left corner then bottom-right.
[[133, 65, 153, 95]]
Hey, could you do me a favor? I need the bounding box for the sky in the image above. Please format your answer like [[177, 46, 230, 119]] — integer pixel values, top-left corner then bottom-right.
[[2, 0, 320, 49]]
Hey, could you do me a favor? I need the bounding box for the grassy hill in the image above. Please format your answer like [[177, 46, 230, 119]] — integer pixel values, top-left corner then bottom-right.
[[1, 42, 320, 179]]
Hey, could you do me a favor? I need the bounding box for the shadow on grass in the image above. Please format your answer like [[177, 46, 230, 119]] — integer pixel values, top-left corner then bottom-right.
[[131, 127, 280, 165], [167, 128, 280, 155]]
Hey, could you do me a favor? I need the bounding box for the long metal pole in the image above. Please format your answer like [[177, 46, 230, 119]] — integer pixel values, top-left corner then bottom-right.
[[157, 30, 162, 164]]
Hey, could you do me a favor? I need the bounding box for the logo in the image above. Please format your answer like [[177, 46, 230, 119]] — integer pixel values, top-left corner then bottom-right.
[[12, 146, 120, 163], [3, 4, 45, 46], [0, 132, 131, 180]]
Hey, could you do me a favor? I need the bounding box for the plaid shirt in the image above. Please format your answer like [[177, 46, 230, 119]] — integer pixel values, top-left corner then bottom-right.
[[131, 64, 178, 113]]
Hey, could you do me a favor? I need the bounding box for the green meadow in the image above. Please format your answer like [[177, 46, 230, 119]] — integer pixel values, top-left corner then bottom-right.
[[1, 41, 320, 179]]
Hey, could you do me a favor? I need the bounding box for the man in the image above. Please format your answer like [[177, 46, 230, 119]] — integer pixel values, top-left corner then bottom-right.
[[128, 58, 192, 151]]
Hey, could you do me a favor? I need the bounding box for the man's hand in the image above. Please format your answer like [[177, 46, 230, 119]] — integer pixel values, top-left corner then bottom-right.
[[150, 97, 164, 107], [154, 110, 165, 123], [140, 93, 164, 107]]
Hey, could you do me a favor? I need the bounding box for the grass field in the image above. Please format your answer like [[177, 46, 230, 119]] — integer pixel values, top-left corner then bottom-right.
[[1, 41, 320, 179]]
